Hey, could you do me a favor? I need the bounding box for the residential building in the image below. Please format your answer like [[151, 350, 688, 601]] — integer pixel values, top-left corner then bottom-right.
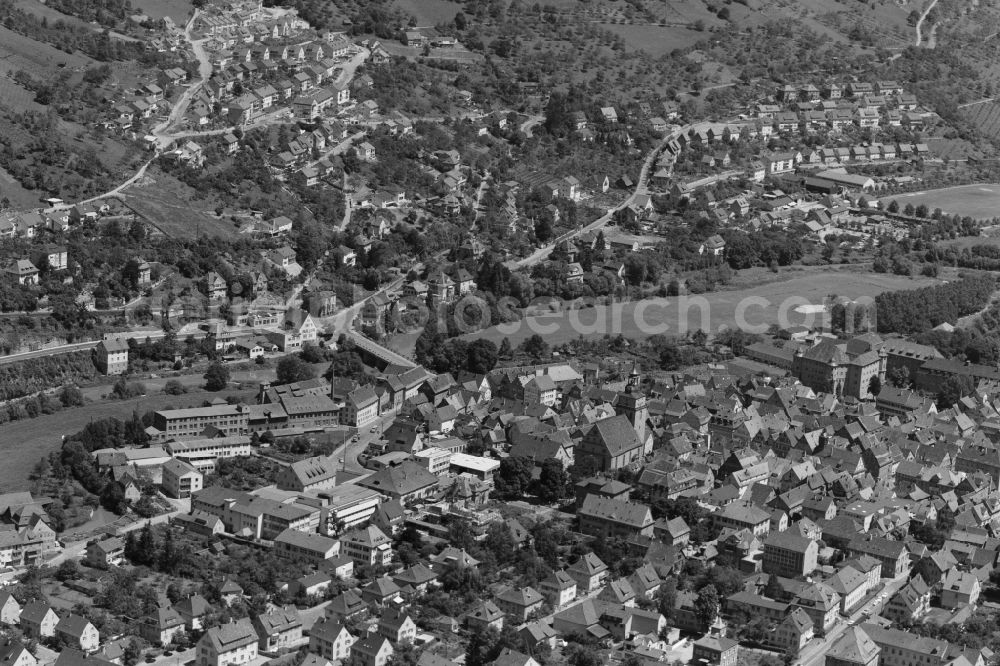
[[825, 626, 880, 666], [161, 458, 203, 498], [55, 615, 100, 653], [495, 587, 544, 623], [251, 606, 302, 652], [349, 636, 393, 666], [577, 495, 654, 540], [196, 619, 258, 666], [763, 531, 818, 578], [95, 339, 130, 375], [273, 528, 340, 564], [86, 537, 125, 568], [691, 635, 739, 666], [340, 525, 392, 567], [308, 619, 354, 662]]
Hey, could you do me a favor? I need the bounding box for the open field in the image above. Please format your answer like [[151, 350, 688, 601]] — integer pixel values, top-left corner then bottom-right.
[[962, 101, 1000, 139], [0, 25, 94, 77], [121, 170, 238, 240], [393, 0, 462, 26], [459, 270, 941, 350], [0, 164, 42, 209], [13, 0, 97, 33], [131, 0, 194, 24], [601, 23, 705, 54], [0, 387, 256, 491], [887, 184, 1000, 220], [0, 74, 47, 115]]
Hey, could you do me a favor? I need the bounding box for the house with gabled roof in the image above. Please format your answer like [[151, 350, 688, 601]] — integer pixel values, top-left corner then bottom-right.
[[466, 601, 504, 632], [567, 552, 608, 594], [495, 587, 544, 622], [55, 615, 99, 653], [20, 603, 58, 638], [578, 495, 654, 540], [540, 570, 577, 607], [197, 619, 258, 666], [140, 606, 185, 646], [308, 619, 355, 662], [252, 606, 302, 652]]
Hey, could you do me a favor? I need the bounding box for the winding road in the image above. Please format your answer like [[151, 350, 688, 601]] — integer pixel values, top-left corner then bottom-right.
[[914, 0, 939, 47], [510, 129, 680, 270]]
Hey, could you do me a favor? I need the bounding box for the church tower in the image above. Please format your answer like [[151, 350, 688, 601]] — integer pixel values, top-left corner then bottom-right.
[[615, 361, 649, 443]]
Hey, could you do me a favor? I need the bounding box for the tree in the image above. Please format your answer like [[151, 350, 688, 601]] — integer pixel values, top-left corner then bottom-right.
[[522, 334, 549, 359], [59, 385, 84, 407], [535, 458, 568, 502], [937, 375, 974, 408], [694, 584, 720, 629], [100, 481, 128, 514], [496, 456, 534, 498], [498, 337, 512, 358], [887, 199, 899, 213], [276, 355, 316, 385], [534, 216, 553, 243], [203, 362, 230, 391], [868, 375, 882, 398], [888, 366, 911, 388], [466, 339, 499, 374]]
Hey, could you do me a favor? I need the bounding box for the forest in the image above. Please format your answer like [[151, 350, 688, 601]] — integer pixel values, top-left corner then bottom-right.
[[873, 273, 995, 334]]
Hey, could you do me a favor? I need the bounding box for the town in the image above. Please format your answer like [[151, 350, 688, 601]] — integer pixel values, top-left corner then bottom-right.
[[3, 1, 1000, 666]]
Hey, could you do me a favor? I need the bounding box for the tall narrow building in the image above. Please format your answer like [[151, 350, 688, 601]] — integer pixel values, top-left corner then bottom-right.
[[614, 362, 648, 443]]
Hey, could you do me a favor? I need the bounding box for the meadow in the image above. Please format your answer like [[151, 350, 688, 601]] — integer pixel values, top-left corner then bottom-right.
[[0, 387, 256, 491], [393, 0, 462, 25], [888, 184, 1000, 220], [460, 270, 940, 349], [121, 170, 238, 240]]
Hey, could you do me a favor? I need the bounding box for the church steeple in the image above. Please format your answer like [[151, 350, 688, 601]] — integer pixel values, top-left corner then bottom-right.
[[626, 361, 641, 392], [616, 361, 648, 443]]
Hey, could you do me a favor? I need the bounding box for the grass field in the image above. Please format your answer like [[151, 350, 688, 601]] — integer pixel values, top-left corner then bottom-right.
[[887, 184, 1000, 220], [0, 164, 42, 209], [13, 0, 96, 34], [393, 0, 462, 26], [601, 23, 705, 54], [458, 270, 940, 350], [131, 0, 194, 24], [121, 169, 238, 240], [0, 25, 93, 77], [0, 387, 256, 491]]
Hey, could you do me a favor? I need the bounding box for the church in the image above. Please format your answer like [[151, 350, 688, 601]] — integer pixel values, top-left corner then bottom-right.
[[577, 363, 652, 471]]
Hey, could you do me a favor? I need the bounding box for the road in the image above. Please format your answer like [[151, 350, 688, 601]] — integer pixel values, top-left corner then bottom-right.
[[0, 325, 177, 365], [52, 47, 369, 214], [322, 276, 405, 334], [914, 0, 939, 47], [151, 10, 212, 148], [520, 114, 544, 138], [307, 131, 366, 171], [796, 571, 910, 666], [75, 159, 155, 206], [510, 130, 678, 269]]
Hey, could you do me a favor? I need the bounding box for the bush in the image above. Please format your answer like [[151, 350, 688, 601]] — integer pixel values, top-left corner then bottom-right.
[[163, 380, 187, 395], [59, 385, 85, 407]]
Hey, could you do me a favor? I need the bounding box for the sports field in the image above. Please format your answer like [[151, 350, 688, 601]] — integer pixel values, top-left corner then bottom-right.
[[461, 270, 940, 349], [887, 184, 1000, 220]]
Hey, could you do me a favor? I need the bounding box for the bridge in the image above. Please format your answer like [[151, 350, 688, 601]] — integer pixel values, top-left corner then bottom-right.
[[345, 332, 416, 370]]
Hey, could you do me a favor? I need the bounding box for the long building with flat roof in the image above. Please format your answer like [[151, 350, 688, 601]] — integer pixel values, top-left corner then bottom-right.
[[152, 405, 248, 439]]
